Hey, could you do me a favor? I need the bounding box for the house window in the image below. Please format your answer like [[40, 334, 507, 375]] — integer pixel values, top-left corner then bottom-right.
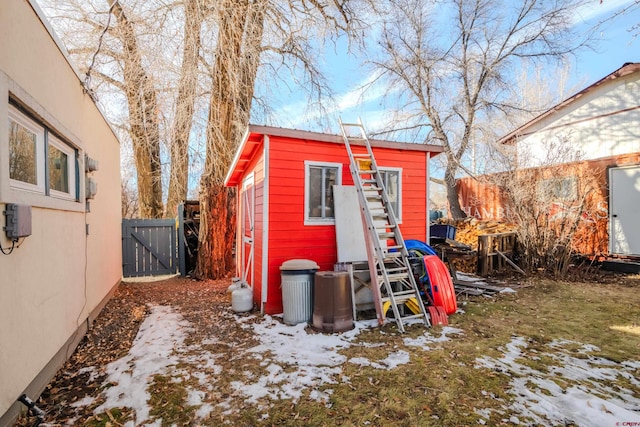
[[539, 176, 577, 201], [379, 168, 402, 221], [305, 161, 342, 223], [48, 134, 76, 199], [9, 106, 45, 192], [8, 104, 78, 200]]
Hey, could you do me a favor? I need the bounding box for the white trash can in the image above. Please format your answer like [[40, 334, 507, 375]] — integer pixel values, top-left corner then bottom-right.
[[280, 259, 319, 325]]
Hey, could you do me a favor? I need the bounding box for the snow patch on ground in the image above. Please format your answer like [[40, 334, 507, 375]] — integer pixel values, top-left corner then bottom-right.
[[474, 337, 640, 426], [230, 315, 368, 404], [93, 306, 191, 425], [71, 305, 640, 427]]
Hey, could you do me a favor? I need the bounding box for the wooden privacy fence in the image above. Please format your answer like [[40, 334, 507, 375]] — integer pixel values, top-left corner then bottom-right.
[[122, 219, 177, 277]]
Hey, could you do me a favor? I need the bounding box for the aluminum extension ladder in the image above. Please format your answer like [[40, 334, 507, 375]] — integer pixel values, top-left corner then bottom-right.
[[339, 118, 430, 332]]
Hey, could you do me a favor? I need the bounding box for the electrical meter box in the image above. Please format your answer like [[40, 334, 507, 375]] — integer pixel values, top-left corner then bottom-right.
[[86, 176, 98, 199], [4, 203, 32, 240]]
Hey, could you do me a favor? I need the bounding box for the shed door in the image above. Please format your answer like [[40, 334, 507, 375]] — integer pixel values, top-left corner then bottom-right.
[[241, 174, 255, 287], [610, 165, 640, 256]]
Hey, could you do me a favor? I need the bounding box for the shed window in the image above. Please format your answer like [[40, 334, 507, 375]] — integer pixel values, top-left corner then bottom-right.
[[379, 168, 402, 222], [305, 161, 342, 224]]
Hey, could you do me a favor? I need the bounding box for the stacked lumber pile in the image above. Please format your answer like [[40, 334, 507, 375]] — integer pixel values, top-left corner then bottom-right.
[[433, 218, 518, 273], [435, 218, 517, 250]]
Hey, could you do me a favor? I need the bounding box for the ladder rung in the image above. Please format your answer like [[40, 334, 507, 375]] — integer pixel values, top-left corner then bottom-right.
[[379, 272, 410, 282], [375, 224, 396, 230], [377, 232, 395, 239], [353, 154, 372, 158], [364, 192, 382, 198], [358, 169, 378, 174], [382, 292, 415, 303], [393, 292, 419, 301], [383, 266, 408, 273], [380, 273, 408, 281], [370, 211, 388, 218], [398, 313, 428, 322]]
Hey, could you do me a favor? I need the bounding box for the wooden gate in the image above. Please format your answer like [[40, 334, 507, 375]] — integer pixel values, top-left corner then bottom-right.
[[122, 219, 177, 277]]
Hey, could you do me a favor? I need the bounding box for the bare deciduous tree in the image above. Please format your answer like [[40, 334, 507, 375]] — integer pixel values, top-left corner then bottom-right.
[[41, 0, 205, 219], [196, 0, 362, 278], [42, 0, 364, 278], [370, 0, 589, 219], [109, 0, 164, 218], [165, 0, 205, 218], [491, 136, 602, 276]]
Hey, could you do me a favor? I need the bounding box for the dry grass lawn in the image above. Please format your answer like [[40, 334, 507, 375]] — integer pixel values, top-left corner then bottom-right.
[[15, 271, 640, 426]]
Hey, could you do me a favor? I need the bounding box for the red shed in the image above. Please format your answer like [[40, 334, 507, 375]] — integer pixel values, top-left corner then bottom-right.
[[224, 125, 444, 314]]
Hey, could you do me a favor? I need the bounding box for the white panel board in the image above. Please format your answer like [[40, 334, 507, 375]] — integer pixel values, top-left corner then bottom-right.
[[334, 185, 368, 262]]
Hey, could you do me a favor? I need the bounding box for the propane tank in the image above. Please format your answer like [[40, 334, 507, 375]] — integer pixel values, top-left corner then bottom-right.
[[232, 285, 253, 313], [227, 277, 241, 293]]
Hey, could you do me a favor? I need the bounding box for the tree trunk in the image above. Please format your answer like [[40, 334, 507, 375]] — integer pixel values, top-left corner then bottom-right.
[[198, 183, 236, 278], [445, 162, 466, 219], [236, 0, 267, 126], [166, 0, 203, 218], [196, 0, 250, 279], [111, 0, 163, 218]]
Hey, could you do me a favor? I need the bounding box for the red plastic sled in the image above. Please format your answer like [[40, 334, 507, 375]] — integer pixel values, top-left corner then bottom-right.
[[427, 305, 449, 326], [423, 255, 458, 315]]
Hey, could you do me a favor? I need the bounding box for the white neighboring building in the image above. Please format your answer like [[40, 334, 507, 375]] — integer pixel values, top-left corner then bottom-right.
[[0, 1, 122, 425], [500, 63, 640, 256], [503, 62, 640, 167]]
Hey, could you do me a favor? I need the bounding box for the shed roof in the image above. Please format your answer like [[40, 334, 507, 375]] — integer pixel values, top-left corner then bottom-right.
[[225, 124, 444, 186], [499, 62, 640, 144]]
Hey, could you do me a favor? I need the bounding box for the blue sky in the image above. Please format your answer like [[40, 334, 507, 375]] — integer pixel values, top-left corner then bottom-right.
[[264, 0, 640, 135], [571, 0, 639, 87]]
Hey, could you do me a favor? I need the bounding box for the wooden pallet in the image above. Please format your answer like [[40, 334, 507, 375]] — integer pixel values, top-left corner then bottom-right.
[[477, 232, 518, 276]]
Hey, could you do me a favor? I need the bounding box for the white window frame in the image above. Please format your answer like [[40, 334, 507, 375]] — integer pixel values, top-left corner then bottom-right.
[[304, 161, 342, 225], [8, 105, 45, 194], [379, 167, 402, 222], [48, 133, 77, 200], [539, 175, 577, 202]]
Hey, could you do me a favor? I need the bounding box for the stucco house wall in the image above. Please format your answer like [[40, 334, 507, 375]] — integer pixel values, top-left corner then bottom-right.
[[0, 2, 121, 424], [505, 63, 640, 167]]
